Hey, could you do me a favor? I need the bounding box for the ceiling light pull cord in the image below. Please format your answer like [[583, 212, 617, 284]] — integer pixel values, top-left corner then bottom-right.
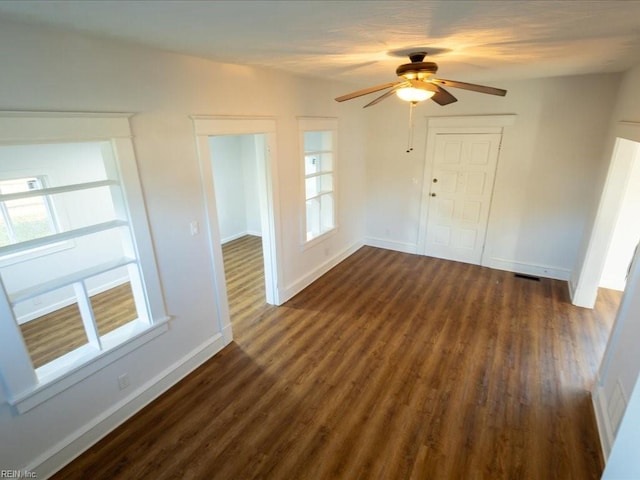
[[407, 101, 416, 153]]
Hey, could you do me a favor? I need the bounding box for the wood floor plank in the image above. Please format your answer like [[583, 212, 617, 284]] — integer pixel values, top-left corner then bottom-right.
[[51, 245, 620, 480]]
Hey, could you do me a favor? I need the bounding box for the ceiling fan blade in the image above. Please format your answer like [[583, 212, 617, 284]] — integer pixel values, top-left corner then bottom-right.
[[431, 78, 507, 97], [431, 85, 458, 106], [407, 79, 456, 105], [363, 87, 399, 108], [335, 81, 400, 102], [407, 79, 438, 93], [362, 82, 407, 108]]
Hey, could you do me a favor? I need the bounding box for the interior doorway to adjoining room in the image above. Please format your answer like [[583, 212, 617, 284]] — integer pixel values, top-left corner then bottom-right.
[[209, 134, 273, 323], [599, 139, 640, 292], [192, 116, 281, 341], [572, 136, 640, 308]]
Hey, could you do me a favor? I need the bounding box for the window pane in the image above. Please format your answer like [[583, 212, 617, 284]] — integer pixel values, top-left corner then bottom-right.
[[0, 177, 56, 245], [305, 177, 318, 199], [318, 153, 333, 172], [305, 155, 319, 175], [50, 185, 117, 230], [320, 194, 334, 232], [17, 286, 87, 369], [305, 174, 333, 200], [319, 174, 333, 193], [6, 196, 55, 243], [303, 131, 332, 153], [88, 268, 139, 337], [305, 153, 332, 175], [306, 197, 320, 241], [0, 213, 10, 247]]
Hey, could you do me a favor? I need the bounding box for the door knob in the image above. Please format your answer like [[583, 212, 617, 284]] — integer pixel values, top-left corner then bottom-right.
[[431, 193, 436, 197]]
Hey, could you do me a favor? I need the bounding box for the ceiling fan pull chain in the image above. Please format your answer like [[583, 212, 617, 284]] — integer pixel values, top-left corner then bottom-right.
[[407, 101, 416, 153]]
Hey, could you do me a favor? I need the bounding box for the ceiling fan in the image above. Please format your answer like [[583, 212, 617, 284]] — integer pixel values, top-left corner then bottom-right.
[[335, 52, 507, 108]]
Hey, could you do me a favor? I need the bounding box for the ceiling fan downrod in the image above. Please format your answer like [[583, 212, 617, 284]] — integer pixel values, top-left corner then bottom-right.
[[406, 101, 417, 153]]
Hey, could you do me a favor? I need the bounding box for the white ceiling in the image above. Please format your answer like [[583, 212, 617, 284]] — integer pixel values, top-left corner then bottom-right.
[[2, 0, 640, 87]]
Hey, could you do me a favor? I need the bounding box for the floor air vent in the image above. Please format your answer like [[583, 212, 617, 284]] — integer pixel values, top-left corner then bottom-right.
[[514, 273, 541, 281]]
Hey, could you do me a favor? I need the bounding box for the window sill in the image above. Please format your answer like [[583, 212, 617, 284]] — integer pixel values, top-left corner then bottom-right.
[[8, 316, 171, 414], [301, 227, 337, 251]]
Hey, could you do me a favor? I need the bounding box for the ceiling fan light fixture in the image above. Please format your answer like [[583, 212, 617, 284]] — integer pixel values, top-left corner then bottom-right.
[[395, 87, 434, 102]]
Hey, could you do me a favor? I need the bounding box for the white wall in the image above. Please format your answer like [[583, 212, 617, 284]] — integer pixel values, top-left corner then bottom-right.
[[210, 135, 261, 243], [0, 18, 366, 477], [364, 73, 621, 279]]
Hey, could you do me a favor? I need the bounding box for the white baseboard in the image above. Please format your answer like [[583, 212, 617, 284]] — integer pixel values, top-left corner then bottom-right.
[[279, 241, 363, 303], [31, 334, 228, 479], [221, 231, 261, 244], [593, 384, 614, 461], [482, 256, 571, 281], [364, 237, 418, 254]]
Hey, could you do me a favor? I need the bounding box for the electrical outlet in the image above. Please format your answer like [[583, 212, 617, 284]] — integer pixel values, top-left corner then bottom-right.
[[118, 373, 130, 390]]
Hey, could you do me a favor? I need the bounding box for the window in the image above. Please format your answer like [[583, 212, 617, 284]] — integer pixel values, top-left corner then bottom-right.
[[300, 118, 337, 243], [0, 177, 59, 247], [0, 113, 168, 413]]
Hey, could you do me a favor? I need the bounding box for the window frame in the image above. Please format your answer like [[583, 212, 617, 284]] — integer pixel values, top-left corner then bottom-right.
[[0, 112, 170, 413], [298, 117, 338, 248]]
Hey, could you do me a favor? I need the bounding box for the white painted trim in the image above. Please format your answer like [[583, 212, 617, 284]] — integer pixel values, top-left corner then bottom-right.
[[364, 237, 418, 255], [193, 115, 282, 311], [280, 241, 362, 303], [483, 257, 571, 281], [0, 112, 169, 407], [28, 334, 227, 479], [593, 384, 614, 460], [10, 319, 171, 413], [220, 230, 262, 245], [0, 111, 133, 143]]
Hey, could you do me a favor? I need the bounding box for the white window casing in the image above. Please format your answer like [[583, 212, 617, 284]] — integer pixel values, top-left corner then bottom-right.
[[0, 112, 170, 413]]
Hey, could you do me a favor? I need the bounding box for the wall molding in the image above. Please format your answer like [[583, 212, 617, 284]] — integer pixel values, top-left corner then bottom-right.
[[280, 241, 362, 303], [593, 384, 614, 460], [364, 237, 418, 255], [482, 256, 571, 280], [30, 334, 227, 479], [220, 231, 262, 245]]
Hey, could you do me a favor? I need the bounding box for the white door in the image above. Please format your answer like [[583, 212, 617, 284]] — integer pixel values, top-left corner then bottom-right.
[[424, 133, 501, 265]]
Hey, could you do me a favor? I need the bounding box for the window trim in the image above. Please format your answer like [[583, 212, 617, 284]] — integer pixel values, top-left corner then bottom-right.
[[0, 112, 170, 414], [298, 117, 338, 248]]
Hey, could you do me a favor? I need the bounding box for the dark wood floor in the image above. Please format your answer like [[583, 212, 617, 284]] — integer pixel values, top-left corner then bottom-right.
[[52, 245, 620, 480], [221, 234, 269, 327]]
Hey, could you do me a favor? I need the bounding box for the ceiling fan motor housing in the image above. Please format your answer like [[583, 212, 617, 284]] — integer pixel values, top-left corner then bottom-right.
[[396, 61, 438, 80]]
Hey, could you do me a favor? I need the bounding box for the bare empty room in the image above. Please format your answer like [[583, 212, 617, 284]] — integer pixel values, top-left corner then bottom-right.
[[1, 2, 640, 479]]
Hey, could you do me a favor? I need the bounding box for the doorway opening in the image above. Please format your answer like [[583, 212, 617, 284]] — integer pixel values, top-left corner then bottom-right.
[[571, 137, 640, 308], [209, 134, 274, 324], [192, 116, 281, 343]]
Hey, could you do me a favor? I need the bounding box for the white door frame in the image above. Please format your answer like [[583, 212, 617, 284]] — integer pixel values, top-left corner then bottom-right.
[[571, 122, 640, 308], [192, 116, 282, 342], [417, 115, 516, 262]]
